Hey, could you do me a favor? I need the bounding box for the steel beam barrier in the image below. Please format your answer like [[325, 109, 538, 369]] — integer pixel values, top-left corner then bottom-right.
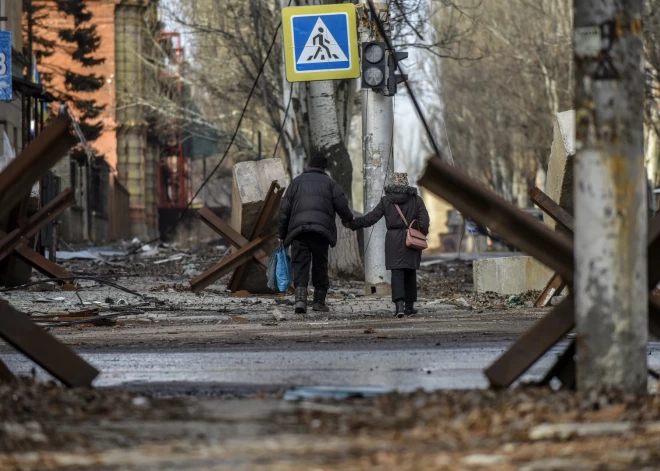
[[0, 112, 75, 221], [0, 300, 98, 387]]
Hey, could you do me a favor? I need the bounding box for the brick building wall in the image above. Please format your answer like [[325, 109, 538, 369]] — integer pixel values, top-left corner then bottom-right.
[[32, 0, 119, 170]]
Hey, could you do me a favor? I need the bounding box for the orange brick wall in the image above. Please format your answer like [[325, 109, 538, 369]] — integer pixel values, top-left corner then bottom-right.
[[32, 0, 119, 171]]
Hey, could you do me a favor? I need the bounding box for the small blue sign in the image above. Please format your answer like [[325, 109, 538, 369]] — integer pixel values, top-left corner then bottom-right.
[[292, 13, 351, 73], [0, 31, 12, 102], [466, 220, 479, 235]]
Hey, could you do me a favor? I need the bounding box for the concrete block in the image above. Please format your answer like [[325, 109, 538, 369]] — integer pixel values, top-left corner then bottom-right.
[[230, 158, 287, 293], [544, 111, 575, 232], [473, 256, 553, 295]]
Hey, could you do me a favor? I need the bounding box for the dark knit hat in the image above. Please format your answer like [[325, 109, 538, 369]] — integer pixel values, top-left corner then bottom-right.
[[310, 152, 328, 169]]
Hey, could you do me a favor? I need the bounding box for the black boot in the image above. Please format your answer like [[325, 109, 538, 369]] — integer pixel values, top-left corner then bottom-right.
[[405, 303, 418, 315], [294, 286, 308, 314], [395, 301, 405, 318], [312, 288, 330, 312]]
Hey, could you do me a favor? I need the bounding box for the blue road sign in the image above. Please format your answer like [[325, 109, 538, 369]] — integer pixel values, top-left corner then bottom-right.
[[0, 31, 11, 102], [292, 14, 350, 72], [282, 4, 359, 82]]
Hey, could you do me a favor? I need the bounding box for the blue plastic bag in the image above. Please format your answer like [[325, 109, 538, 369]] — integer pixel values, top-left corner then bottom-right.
[[266, 249, 278, 291], [266, 244, 291, 293], [275, 244, 291, 293]]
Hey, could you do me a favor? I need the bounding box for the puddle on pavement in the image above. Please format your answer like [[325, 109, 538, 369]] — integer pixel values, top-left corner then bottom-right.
[[284, 386, 391, 400]]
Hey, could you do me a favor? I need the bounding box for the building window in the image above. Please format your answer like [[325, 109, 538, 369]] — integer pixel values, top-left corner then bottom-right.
[[90, 161, 109, 217], [70, 161, 80, 206]]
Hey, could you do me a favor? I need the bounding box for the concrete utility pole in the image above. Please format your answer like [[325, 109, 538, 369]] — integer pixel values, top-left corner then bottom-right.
[[360, 3, 393, 296], [574, 0, 647, 393]]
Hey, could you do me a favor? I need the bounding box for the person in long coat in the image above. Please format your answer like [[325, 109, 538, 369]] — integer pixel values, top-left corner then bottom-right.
[[347, 173, 430, 317]]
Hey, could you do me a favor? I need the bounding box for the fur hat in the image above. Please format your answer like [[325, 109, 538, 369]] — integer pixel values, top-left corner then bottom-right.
[[393, 172, 409, 187]]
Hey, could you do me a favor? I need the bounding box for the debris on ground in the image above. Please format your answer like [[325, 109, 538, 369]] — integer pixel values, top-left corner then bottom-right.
[[0, 378, 190, 453], [271, 309, 286, 322], [418, 259, 544, 310], [0, 244, 652, 469], [4, 380, 660, 469]]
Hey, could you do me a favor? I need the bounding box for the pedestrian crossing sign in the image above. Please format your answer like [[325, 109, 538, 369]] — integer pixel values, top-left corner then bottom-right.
[[282, 4, 360, 82]]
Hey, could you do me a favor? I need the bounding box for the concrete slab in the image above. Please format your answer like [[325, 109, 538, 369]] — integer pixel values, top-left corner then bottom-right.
[[473, 256, 553, 295], [230, 158, 287, 293], [544, 111, 575, 232]]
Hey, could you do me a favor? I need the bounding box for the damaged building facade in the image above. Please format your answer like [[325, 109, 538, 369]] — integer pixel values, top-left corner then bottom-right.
[[29, 0, 196, 244]]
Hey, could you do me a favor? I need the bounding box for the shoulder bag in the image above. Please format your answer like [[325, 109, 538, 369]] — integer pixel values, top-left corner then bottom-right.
[[394, 204, 428, 251]]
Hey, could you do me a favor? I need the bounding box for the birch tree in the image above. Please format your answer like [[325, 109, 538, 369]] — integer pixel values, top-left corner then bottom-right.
[[306, 79, 363, 276]]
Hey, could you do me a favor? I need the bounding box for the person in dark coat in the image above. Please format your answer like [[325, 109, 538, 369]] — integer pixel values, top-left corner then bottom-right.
[[347, 172, 430, 317], [278, 152, 354, 314]]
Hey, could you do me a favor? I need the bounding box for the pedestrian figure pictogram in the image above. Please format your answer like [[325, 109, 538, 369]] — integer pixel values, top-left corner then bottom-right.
[[282, 4, 359, 82], [297, 18, 348, 66], [309, 26, 338, 61]]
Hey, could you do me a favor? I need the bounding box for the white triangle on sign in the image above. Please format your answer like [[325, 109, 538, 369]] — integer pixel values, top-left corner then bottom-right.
[[297, 17, 348, 65]]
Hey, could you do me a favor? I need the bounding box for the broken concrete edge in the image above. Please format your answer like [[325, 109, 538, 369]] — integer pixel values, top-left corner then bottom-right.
[[473, 256, 553, 296], [364, 281, 392, 297], [544, 110, 575, 232], [231, 159, 287, 294]]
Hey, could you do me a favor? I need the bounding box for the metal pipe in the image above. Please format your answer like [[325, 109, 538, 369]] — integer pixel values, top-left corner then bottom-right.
[[0, 111, 75, 221]]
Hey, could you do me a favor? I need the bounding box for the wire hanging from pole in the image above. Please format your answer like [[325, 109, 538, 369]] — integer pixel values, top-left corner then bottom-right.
[[272, 81, 295, 160], [134, 0, 294, 248], [366, 0, 444, 162], [366, 0, 510, 248]]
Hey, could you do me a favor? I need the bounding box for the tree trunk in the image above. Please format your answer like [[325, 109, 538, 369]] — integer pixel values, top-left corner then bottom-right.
[[330, 214, 363, 277], [307, 80, 363, 278], [308, 81, 353, 195], [335, 79, 355, 144]]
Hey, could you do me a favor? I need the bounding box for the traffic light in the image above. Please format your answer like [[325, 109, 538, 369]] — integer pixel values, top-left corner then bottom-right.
[[361, 42, 387, 89], [387, 51, 408, 95]]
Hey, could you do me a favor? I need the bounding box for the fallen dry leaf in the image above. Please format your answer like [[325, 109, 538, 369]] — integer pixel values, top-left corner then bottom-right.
[[589, 403, 626, 422]]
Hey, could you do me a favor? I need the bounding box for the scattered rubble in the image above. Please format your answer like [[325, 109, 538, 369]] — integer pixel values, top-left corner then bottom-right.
[[3, 380, 660, 468], [271, 309, 286, 322], [418, 260, 544, 311], [0, 378, 191, 452]]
